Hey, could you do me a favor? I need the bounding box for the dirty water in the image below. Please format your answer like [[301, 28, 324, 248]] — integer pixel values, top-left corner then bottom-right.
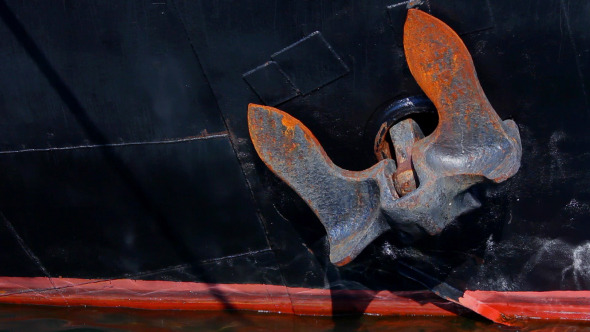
[[1, 304, 590, 331]]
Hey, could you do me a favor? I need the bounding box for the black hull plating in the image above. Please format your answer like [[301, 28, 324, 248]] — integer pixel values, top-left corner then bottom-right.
[[1, 0, 590, 318]]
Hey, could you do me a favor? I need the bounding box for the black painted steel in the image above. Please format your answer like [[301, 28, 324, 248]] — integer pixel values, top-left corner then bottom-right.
[[0, 0, 589, 309]]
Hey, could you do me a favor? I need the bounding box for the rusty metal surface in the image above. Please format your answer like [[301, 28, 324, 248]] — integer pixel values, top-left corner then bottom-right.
[[389, 119, 424, 196], [386, 8, 523, 236], [248, 9, 521, 266], [403, 9, 522, 184], [248, 104, 396, 266]]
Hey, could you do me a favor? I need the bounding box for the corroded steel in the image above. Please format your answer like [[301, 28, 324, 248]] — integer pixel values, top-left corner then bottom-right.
[[389, 118, 424, 196], [404, 9, 521, 184], [248, 9, 521, 266], [248, 104, 396, 266]]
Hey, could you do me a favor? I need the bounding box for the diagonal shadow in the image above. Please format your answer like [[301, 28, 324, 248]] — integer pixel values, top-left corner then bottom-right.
[[0, 0, 244, 316]]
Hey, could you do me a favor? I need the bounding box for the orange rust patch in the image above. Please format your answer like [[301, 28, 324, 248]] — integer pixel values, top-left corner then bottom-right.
[[404, 8, 479, 122], [280, 113, 300, 130]]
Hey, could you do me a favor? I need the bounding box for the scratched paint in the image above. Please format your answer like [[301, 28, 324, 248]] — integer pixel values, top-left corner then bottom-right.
[[248, 9, 523, 325], [3, 304, 590, 331], [248, 9, 522, 268]]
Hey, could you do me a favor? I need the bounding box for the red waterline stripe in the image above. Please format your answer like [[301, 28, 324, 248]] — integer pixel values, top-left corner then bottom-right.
[[1, 277, 589, 323], [0, 277, 454, 316], [461, 290, 590, 324]]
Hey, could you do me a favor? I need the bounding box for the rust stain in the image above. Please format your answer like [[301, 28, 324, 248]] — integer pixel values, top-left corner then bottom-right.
[[246, 10, 522, 324], [374, 122, 392, 161], [404, 9, 521, 182], [280, 113, 300, 131]]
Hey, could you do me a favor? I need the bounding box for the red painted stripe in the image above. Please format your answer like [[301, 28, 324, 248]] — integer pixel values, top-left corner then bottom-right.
[[1, 277, 589, 324], [462, 290, 590, 323], [0, 277, 454, 317]]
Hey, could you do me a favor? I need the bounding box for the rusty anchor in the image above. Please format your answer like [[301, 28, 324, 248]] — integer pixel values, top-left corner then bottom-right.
[[248, 9, 522, 266]]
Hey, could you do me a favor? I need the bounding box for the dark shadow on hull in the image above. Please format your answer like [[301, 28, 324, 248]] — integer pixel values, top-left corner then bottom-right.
[[0, 0, 246, 317]]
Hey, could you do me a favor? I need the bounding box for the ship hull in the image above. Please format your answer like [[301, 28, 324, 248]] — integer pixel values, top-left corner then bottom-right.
[[1, 0, 590, 325]]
